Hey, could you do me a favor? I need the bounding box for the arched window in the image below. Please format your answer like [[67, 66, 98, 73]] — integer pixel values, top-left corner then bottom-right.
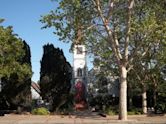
[[77, 68, 83, 77]]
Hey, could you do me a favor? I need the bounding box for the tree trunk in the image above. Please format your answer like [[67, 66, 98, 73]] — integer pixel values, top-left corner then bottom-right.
[[119, 65, 127, 120], [0, 79, 1, 92], [153, 90, 157, 108], [153, 79, 157, 108], [142, 85, 147, 114], [128, 97, 132, 110], [128, 83, 133, 110]]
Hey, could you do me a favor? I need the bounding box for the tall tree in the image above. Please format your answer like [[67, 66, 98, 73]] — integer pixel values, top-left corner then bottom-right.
[[41, 0, 166, 120], [0, 21, 32, 111], [0, 21, 31, 80], [40, 44, 72, 112], [1, 41, 32, 111]]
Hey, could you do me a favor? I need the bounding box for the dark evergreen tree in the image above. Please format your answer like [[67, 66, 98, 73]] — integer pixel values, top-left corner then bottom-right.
[[0, 40, 32, 112], [40, 44, 72, 112]]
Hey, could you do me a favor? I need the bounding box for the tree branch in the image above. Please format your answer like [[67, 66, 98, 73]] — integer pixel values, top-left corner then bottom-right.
[[114, 31, 123, 60], [106, 0, 114, 20], [93, 0, 122, 64], [124, 0, 134, 63]]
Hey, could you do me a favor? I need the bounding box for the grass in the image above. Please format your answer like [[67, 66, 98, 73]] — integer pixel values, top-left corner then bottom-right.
[[31, 107, 50, 115]]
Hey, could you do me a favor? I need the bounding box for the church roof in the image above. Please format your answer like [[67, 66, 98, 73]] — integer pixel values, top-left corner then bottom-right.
[[31, 81, 40, 94]]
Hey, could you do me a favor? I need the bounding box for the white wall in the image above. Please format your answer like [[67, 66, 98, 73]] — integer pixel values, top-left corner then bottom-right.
[[73, 45, 86, 79], [31, 87, 40, 100]]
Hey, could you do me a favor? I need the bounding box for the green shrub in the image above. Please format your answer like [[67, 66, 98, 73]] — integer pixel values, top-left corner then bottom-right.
[[106, 109, 116, 115], [128, 108, 143, 115], [128, 111, 137, 115], [155, 103, 166, 113], [104, 106, 118, 115], [31, 107, 50, 115]]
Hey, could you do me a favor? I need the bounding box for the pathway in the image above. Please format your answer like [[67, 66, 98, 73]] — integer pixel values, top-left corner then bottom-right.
[[0, 110, 166, 124]]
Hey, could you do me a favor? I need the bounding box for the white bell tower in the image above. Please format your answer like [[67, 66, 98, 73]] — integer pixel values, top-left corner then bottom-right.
[[73, 44, 88, 85]]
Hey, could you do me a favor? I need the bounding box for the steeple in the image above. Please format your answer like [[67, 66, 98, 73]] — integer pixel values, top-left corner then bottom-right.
[[73, 44, 88, 110], [73, 44, 88, 84]]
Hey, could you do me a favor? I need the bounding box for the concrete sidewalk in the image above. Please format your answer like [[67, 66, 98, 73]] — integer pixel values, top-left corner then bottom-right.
[[0, 114, 166, 124]]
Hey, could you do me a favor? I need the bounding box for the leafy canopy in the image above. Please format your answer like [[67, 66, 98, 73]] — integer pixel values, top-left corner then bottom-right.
[[0, 21, 32, 80]]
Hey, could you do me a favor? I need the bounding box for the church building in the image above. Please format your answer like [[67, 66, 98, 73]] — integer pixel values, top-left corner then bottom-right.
[[73, 44, 88, 110], [73, 44, 88, 84]]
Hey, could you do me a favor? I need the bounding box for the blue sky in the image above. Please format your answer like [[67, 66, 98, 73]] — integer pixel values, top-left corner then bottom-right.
[[0, 0, 92, 82]]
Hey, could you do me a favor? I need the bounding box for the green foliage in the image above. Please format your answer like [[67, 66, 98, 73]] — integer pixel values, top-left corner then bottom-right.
[[128, 108, 143, 115], [0, 22, 32, 111], [155, 103, 166, 113], [41, 0, 166, 118], [40, 44, 72, 112], [89, 94, 119, 111], [0, 25, 32, 80], [106, 109, 116, 115], [58, 93, 74, 113], [41, 0, 94, 46], [155, 82, 166, 113], [31, 107, 50, 115], [1, 47, 32, 110], [104, 106, 118, 115], [126, 0, 166, 112]]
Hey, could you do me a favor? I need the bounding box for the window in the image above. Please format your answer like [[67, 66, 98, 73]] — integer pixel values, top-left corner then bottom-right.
[[77, 68, 83, 77], [76, 47, 83, 54]]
